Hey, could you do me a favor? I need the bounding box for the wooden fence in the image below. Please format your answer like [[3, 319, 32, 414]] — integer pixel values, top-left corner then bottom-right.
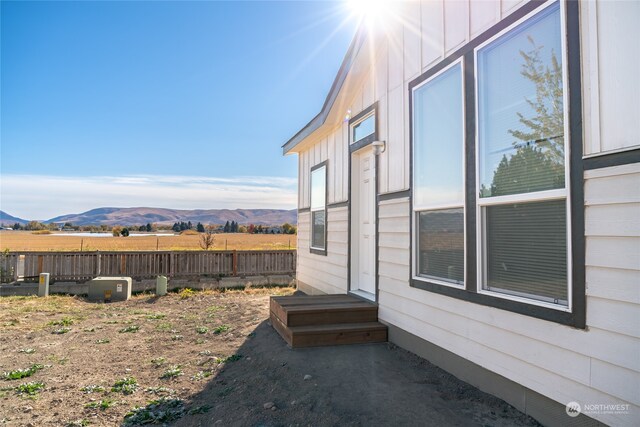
[[0, 250, 296, 282]]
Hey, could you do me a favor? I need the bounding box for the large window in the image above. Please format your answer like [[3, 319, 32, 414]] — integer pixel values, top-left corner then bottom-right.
[[310, 163, 327, 253], [476, 1, 569, 307], [412, 61, 464, 286], [409, 0, 582, 325]]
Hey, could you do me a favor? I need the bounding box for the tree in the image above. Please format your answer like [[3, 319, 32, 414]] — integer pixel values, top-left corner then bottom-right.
[[224, 221, 230, 233], [199, 226, 216, 250], [25, 221, 46, 231], [120, 227, 130, 237], [172, 223, 181, 232], [112, 226, 122, 237], [138, 225, 146, 232], [282, 223, 297, 235], [247, 224, 255, 234], [238, 225, 247, 233], [196, 222, 205, 233], [146, 223, 153, 232], [12, 223, 22, 230]]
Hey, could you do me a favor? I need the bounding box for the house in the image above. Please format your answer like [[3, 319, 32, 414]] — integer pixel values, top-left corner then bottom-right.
[[282, 1, 639, 426]]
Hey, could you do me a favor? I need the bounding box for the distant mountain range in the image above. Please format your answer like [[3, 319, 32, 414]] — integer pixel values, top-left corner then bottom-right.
[[0, 211, 29, 225], [0, 207, 297, 226]]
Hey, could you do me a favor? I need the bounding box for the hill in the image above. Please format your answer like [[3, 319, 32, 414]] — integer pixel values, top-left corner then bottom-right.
[[0, 211, 29, 225], [46, 207, 297, 226]]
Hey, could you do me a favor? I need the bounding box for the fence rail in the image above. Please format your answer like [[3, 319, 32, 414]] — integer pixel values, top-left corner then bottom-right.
[[0, 250, 296, 282]]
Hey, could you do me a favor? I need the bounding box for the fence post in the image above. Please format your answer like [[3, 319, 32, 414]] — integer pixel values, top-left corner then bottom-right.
[[37, 255, 44, 275], [232, 250, 238, 276], [120, 254, 126, 275], [96, 252, 102, 276]]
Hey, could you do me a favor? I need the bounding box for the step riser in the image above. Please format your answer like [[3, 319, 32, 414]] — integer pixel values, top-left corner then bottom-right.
[[291, 328, 388, 348], [286, 310, 377, 327]]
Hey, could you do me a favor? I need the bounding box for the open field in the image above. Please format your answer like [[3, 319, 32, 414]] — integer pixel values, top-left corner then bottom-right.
[[0, 231, 296, 252], [0, 288, 539, 427]]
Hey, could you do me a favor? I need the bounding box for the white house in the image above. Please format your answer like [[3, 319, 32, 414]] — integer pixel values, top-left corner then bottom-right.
[[282, 1, 639, 426]]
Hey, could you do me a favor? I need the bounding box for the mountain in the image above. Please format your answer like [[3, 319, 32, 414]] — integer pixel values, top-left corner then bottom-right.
[[46, 207, 297, 226], [0, 211, 29, 225]]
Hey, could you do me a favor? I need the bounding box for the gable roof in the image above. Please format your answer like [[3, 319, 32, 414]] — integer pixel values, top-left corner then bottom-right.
[[282, 26, 367, 155]]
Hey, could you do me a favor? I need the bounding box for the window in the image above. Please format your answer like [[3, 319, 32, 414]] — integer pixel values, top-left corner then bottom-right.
[[352, 113, 375, 144], [408, 0, 584, 326], [310, 163, 327, 253], [476, 1, 569, 308], [412, 61, 464, 287]]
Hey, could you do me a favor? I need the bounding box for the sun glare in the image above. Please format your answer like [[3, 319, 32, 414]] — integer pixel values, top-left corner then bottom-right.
[[347, 0, 392, 26]]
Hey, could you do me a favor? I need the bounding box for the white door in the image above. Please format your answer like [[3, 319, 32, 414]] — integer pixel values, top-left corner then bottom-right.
[[351, 147, 376, 298]]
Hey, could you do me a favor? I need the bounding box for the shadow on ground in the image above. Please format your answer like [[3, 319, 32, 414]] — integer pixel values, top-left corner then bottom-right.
[[172, 319, 540, 427]]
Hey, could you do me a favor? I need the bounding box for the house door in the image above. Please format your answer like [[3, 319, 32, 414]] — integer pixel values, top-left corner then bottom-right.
[[350, 146, 376, 300]]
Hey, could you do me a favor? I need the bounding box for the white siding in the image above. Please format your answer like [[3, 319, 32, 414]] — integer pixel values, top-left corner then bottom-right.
[[296, 207, 348, 295], [581, 0, 640, 155]]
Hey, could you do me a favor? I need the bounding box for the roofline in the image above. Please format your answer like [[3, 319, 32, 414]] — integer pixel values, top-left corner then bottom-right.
[[282, 25, 367, 155]]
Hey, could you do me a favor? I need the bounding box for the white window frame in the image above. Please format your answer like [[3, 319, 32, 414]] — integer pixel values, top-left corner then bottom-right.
[[350, 111, 376, 145], [411, 58, 466, 289], [310, 163, 327, 253], [473, 0, 572, 312]]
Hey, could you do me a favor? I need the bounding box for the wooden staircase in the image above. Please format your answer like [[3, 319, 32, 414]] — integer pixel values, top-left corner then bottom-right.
[[269, 294, 388, 348]]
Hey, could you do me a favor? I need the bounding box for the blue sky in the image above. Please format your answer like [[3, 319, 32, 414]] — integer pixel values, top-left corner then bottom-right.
[[1, 0, 359, 219]]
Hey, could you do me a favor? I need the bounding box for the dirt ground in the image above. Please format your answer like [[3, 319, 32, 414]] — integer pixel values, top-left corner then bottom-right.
[[0, 231, 296, 252], [0, 289, 540, 427]]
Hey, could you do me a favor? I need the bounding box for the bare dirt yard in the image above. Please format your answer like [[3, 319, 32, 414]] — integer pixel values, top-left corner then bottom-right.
[[0, 288, 540, 427], [0, 231, 296, 252]]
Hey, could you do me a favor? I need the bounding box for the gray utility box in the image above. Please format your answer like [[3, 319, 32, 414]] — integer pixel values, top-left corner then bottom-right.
[[87, 277, 132, 302]]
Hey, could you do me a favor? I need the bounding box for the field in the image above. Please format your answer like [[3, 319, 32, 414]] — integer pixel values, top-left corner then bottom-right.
[[0, 231, 297, 252], [0, 288, 539, 427]]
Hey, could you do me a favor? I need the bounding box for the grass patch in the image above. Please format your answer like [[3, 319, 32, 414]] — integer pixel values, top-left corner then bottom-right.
[[216, 354, 242, 364], [66, 419, 90, 427], [212, 324, 230, 334], [112, 377, 138, 395], [160, 366, 183, 380], [95, 338, 110, 344], [150, 357, 166, 368], [18, 348, 36, 354], [3, 364, 44, 381], [195, 326, 208, 334], [144, 386, 174, 395], [171, 335, 183, 341], [123, 397, 185, 426], [146, 313, 166, 320], [52, 327, 72, 334], [85, 398, 116, 410], [118, 325, 139, 333], [80, 384, 106, 393], [191, 370, 212, 381], [178, 288, 195, 299], [155, 322, 172, 331], [48, 317, 74, 327], [15, 381, 45, 396]]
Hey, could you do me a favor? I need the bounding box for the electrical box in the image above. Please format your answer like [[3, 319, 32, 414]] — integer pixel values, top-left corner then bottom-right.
[[87, 277, 132, 302]]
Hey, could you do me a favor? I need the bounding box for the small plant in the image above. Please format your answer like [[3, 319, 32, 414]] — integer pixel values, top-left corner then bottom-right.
[[206, 305, 222, 318], [212, 325, 230, 334], [188, 405, 211, 415], [155, 322, 172, 331], [144, 386, 174, 395], [18, 348, 36, 354], [52, 327, 71, 334], [150, 357, 166, 368], [178, 288, 195, 299], [66, 419, 90, 427], [3, 364, 44, 380], [112, 377, 138, 395], [119, 325, 139, 333], [195, 338, 205, 345], [191, 371, 212, 381], [171, 335, 183, 341], [198, 350, 212, 356], [48, 317, 74, 326], [80, 384, 106, 393], [16, 381, 45, 396], [216, 354, 242, 364], [95, 339, 110, 344], [195, 326, 208, 334], [146, 313, 165, 320], [122, 397, 185, 426], [83, 327, 96, 332], [160, 366, 183, 379], [85, 398, 115, 410], [48, 355, 69, 365]]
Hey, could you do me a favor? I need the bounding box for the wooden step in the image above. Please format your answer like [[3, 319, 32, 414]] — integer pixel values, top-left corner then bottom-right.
[[271, 312, 387, 348], [269, 294, 388, 348], [272, 300, 378, 327]]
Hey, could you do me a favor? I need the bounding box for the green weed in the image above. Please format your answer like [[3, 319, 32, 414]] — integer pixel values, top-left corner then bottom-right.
[[122, 397, 185, 426], [119, 325, 139, 333], [160, 366, 183, 379], [212, 324, 230, 334], [85, 399, 115, 410], [95, 339, 110, 344], [195, 326, 208, 334], [52, 327, 72, 334], [80, 385, 106, 393], [112, 377, 138, 395], [150, 357, 166, 368], [15, 381, 45, 396], [3, 364, 44, 380]]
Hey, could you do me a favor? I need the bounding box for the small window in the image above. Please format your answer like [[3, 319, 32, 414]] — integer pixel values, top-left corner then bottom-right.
[[352, 113, 375, 144], [412, 61, 465, 286], [310, 164, 327, 252], [476, 2, 569, 307]]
